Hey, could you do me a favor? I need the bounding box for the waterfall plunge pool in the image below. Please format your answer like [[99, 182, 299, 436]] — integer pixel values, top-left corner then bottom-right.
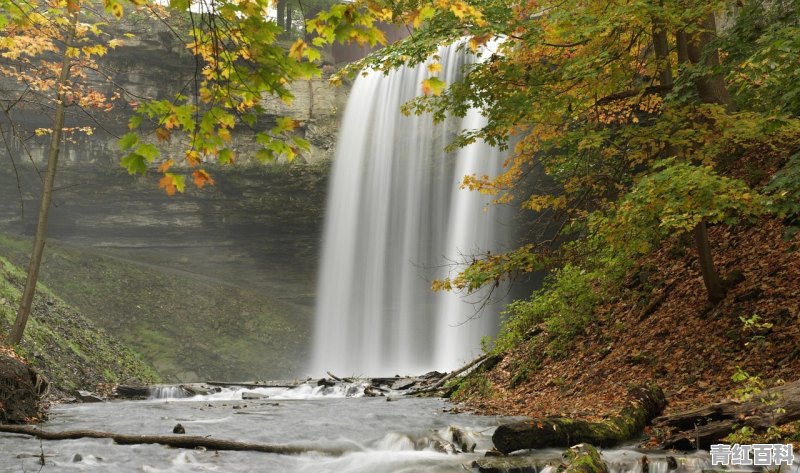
[[0, 386, 731, 473]]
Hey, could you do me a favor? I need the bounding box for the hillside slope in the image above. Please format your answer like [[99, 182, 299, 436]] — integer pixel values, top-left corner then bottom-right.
[[0, 233, 310, 382], [0, 256, 160, 394], [458, 218, 799, 423]]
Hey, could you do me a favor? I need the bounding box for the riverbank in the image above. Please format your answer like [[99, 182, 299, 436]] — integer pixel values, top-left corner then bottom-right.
[[453, 217, 800, 447]]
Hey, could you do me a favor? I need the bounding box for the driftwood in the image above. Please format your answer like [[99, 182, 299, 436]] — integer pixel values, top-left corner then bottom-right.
[[492, 384, 666, 454], [655, 379, 800, 450], [411, 353, 496, 395], [0, 424, 349, 456]]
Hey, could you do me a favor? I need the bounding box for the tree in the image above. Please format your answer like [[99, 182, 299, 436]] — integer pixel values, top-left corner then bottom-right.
[[308, 0, 799, 306], [1, 0, 325, 344]]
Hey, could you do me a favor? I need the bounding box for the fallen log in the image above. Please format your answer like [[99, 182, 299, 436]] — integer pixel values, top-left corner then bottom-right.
[[0, 424, 349, 456], [492, 384, 666, 454], [411, 354, 499, 395], [655, 378, 800, 450]]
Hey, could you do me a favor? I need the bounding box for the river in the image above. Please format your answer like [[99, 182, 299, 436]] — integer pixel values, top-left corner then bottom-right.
[[0, 385, 730, 473]]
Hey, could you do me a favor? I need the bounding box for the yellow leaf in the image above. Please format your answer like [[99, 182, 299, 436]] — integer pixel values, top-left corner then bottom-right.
[[289, 39, 307, 61], [422, 77, 446, 96], [427, 62, 442, 74]]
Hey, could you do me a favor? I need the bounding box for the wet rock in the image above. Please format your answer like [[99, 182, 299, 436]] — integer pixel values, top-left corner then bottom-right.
[[485, 449, 504, 457], [667, 456, 678, 470], [391, 378, 417, 390], [76, 390, 104, 403], [432, 439, 459, 455], [241, 391, 268, 400], [317, 378, 336, 387], [449, 426, 477, 453], [421, 371, 446, 379], [73, 453, 83, 462], [114, 385, 149, 399], [173, 423, 185, 434], [470, 456, 541, 473], [181, 384, 216, 396], [562, 444, 608, 473]]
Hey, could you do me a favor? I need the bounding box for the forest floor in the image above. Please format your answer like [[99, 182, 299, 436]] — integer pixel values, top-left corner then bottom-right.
[[461, 217, 800, 441]]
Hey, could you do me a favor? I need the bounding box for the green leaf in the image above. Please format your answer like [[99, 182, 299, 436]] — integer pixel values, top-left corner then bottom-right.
[[119, 133, 139, 151], [120, 153, 147, 175], [255, 149, 275, 163], [136, 143, 160, 162], [218, 148, 234, 165]]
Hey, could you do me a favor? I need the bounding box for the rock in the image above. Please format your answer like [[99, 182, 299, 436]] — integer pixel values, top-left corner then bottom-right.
[[72, 453, 83, 462], [421, 371, 446, 379], [241, 391, 269, 400], [364, 385, 382, 397], [181, 384, 215, 396], [390, 378, 417, 390], [173, 423, 185, 434], [431, 439, 459, 455], [114, 385, 150, 399], [317, 378, 336, 387], [449, 426, 477, 453], [485, 449, 504, 457], [76, 390, 104, 403], [470, 456, 542, 473], [666, 456, 678, 470], [562, 444, 608, 473]]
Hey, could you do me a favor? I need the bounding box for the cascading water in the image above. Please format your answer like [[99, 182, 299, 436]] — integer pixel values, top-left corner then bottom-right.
[[311, 42, 513, 376]]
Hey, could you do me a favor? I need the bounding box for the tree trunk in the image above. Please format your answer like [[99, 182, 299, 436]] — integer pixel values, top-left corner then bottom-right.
[[651, 2, 673, 89], [673, 12, 734, 304], [9, 13, 78, 345], [285, 4, 293, 34], [491, 384, 665, 454], [655, 378, 800, 450], [276, 0, 286, 29], [685, 13, 735, 112], [0, 425, 348, 456], [693, 219, 726, 303]]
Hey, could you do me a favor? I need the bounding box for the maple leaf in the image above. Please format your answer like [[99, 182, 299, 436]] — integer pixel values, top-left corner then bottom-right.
[[422, 77, 446, 96], [289, 39, 307, 61], [185, 150, 200, 167], [157, 159, 174, 173], [155, 127, 171, 142], [193, 169, 215, 189]]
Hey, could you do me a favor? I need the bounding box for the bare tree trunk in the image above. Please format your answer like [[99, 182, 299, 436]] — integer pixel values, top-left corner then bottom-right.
[[276, 0, 286, 29], [9, 13, 78, 345], [693, 219, 726, 303], [285, 4, 293, 34]]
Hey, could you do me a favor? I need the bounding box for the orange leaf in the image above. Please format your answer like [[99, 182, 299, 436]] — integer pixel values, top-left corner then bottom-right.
[[155, 127, 171, 142], [185, 150, 200, 167], [158, 174, 176, 196], [157, 159, 174, 173], [192, 169, 215, 189]]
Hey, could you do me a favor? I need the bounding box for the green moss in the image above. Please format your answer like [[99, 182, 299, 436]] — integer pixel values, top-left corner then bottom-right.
[[0, 254, 161, 392], [562, 444, 608, 473]]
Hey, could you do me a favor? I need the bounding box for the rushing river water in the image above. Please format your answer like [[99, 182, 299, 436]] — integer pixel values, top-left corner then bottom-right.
[[0, 385, 740, 473]]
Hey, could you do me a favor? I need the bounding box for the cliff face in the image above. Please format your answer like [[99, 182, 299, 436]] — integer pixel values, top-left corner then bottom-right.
[[0, 17, 346, 381]]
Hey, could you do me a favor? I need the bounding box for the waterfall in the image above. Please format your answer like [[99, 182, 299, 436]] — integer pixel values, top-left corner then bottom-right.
[[310, 41, 513, 376]]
